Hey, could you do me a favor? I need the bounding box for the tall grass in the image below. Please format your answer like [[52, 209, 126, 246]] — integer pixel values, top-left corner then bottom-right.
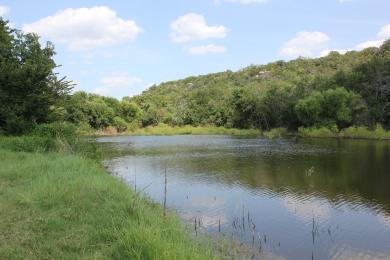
[[0, 149, 217, 259], [298, 124, 390, 139], [92, 124, 261, 137], [0, 122, 103, 159], [263, 128, 288, 139]]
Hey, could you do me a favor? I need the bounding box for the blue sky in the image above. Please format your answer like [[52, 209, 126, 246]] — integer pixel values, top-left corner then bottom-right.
[[0, 0, 389, 98]]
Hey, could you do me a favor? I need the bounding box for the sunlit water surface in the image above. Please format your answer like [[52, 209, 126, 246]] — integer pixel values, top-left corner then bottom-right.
[[98, 135, 390, 260]]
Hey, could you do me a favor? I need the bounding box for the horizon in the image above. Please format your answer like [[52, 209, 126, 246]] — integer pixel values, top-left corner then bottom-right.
[[1, 0, 389, 98]]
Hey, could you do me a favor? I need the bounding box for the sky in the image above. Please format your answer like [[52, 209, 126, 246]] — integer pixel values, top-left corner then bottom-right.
[[0, 0, 389, 99]]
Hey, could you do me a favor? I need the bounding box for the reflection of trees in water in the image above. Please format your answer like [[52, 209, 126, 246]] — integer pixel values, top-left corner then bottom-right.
[[150, 139, 390, 214]]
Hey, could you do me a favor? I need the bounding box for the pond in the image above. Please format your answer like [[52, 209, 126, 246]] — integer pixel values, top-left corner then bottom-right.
[[98, 135, 390, 259]]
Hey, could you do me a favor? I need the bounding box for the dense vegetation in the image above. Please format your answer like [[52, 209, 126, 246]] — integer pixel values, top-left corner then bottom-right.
[[1, 19, 389, 136], [0, 20, 72, 135], [130, 41, 389, 132]]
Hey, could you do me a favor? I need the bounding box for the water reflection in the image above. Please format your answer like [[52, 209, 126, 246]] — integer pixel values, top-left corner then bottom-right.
[[99, 135, 390, 259]]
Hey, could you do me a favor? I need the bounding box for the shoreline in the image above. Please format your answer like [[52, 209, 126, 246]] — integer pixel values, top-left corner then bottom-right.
[[87, 125, 390, 141], [0, 135, 219, 259]]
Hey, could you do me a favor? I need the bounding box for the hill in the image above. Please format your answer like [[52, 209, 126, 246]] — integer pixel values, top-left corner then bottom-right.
[[128, 40, 390, 131]]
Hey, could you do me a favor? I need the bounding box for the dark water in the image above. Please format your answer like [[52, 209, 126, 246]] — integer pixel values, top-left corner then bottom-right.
[[98, 135, 390, 260]]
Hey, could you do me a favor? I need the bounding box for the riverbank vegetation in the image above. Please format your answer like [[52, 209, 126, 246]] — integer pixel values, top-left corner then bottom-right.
[[298, 124, 390, 139], [92, 124, 261, 136], [0, 125, 217, 259], [1, 19, 390, 138]]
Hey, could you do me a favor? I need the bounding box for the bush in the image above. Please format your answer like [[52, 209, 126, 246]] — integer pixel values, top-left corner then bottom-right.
[[340, 124, 390, 139], [0, 135, 57, 153], [263, 128, 288, 139], [113, 116, 128, 132], [32, 122, 78, 142], [0, 122, 102, 159], [298, 126, 338, 138]]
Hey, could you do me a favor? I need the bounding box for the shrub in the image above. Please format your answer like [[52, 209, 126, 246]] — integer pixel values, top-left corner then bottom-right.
[[32, 122, 78, 142], [298, 126, 338, 138], [340, 124, 390, 139], [263, 128, 288, 139], [0, 135, 57, 153], [113, 116, 128, 132]]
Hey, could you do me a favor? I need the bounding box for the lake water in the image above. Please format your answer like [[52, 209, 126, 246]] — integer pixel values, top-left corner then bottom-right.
[[98, 135, 390, 260]]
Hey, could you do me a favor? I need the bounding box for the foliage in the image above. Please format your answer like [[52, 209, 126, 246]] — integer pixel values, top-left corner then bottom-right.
[[0, 122, 102, 158], [298, 124, 390, 139], [0, 19, 72, 134], [295, 87, 365, 128], [339, 124, 390, 139], [120, 40, 390, 132], [263, 128, 288, 139], [298, 126, 338, 138], [1, 18, 390, 136], [92, 124, 261, 136]]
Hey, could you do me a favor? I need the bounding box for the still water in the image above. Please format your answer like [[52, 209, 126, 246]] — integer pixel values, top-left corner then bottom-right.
[[98, 135, 390, 259]]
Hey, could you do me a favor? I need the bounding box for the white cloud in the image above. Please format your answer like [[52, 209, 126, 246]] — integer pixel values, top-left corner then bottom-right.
[[94, 72, 143, 96], [0, 5, 9, 16], [214, 0, 269, 4], [22, 6, 142, 51], [170, 13, 227, 43], [279, 31, 330, 58], [338, 0, 352, 3], [188, 44, 227, 55], [321, 24, 390, 57], [378, 24, 390, 39], [353, 24, 390, 51], [355, 40, 384, 50]]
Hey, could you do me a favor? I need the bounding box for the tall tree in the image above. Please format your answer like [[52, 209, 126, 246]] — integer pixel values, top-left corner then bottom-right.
[[0, 19, 72, 134]]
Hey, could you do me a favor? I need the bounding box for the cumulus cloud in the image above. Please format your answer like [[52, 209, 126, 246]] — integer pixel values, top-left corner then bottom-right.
[[170, 13, 227, 43], [355, 40, 384, 50], [378, 24, 390, 39], [188, 44, 227, 55], [318, 24, 390, 58], [214, 0, 269, 4], [0, 5, 9, 16], [353, 24, 390, 51], [279, 31, 330, 58], [94, 72, 143, 97], [22, 6, 142, 51]]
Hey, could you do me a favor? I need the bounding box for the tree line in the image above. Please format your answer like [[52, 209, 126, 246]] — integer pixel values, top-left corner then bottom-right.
[[1, 19, 389, 135]]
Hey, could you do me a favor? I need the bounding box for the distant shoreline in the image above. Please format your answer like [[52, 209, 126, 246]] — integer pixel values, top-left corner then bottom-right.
[[87, 124, 390, 140]]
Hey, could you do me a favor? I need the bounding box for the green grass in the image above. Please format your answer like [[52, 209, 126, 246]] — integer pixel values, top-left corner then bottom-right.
[[0, 139, 217, 259], [263, 128, 288, 139], [298, 124, 390, 139], [92, 124, 261, 137]]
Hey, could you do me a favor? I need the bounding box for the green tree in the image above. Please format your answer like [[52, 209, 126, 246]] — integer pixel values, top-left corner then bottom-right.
[[0, 19, 72, 134], [119, 100, 141, 123], [295, 87, 365, 128]]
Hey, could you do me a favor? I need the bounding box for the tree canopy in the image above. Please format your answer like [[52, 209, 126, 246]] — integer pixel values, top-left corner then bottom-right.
[[0, 19, 72, 134]]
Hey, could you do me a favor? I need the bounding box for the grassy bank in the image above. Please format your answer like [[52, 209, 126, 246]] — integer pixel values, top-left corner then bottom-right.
[[92, 124, 261, 137], [0, 134, 217, 259], [298, 125, 390, 140], [90, 123, 390, 140]]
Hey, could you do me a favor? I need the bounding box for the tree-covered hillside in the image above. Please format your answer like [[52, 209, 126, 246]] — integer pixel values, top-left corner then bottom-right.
[[1, 18, 389, 135], [130, 41, 390, 131]]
